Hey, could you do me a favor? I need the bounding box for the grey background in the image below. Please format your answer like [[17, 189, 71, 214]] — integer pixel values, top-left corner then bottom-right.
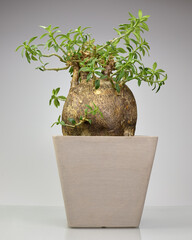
[[0, 0, 192, 206]]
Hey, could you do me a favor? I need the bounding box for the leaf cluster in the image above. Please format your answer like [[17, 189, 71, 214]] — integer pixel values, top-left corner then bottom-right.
[[16, 10, 167, 130], [49, 88, 66, 108], [16, 10, 167, 93]]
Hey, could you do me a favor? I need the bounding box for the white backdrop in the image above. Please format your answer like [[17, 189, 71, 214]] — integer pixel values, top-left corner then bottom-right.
[[0, 0, 192, 206]]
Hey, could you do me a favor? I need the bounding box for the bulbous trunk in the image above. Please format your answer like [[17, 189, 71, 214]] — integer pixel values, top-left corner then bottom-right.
[[62, 78, 137, 136]]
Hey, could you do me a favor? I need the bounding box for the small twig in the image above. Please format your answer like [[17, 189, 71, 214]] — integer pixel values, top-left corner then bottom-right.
[[50, 34, 66, 55], [52, 116, 91, 128], [42, 53, 65, 62], [44, 66, 69, 71], [97, 20, 141, 52], [120, 75, 167, 87]]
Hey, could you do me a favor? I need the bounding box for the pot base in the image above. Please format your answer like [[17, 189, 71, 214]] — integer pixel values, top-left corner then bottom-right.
[[53, 136, 158, 228]]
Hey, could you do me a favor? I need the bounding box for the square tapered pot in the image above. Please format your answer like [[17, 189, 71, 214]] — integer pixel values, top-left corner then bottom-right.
[[53, 136, 158, 228]]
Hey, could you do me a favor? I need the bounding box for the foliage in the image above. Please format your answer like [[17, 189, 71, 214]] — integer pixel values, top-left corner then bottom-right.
[[16, 10, 167, 127], [49, 88, 66, 108], [51, 102, 103, 128]]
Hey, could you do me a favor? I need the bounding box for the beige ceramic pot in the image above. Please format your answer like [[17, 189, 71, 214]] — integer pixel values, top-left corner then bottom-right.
[[53, 136, 158, 228]]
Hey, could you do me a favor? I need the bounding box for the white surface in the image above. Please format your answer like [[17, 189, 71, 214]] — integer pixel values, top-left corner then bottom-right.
[[1, 0, 192, 207], [1, 206, 192, 240]]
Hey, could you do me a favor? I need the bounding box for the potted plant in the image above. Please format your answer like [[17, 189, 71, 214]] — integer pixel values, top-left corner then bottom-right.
[[16, 10, 167, 227]]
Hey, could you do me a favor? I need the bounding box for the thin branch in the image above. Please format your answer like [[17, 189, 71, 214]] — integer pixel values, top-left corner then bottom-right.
[[50, 35, 66, 55], [97, 30, 132, 52], [42, 53, 65, 62], [120, 75, 167, 87], [43, 66, 69, 71], [97, 20, 140, 52], [52, 116, 91, 128], [64, 118, 90, 128]]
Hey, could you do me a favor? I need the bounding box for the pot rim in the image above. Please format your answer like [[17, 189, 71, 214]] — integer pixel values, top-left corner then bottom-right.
[[52, 135, 158, 138]]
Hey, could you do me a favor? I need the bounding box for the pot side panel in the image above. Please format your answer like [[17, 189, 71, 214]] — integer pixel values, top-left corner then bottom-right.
[[53, 136, 158, 227]]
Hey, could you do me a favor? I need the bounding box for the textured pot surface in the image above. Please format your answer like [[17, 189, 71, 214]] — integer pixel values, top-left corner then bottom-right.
[[53, 136, 158, 228]]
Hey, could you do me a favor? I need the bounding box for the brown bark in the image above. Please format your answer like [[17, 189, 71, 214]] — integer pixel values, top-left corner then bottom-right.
[[70, 63, 79, 87], [62, 79, 137, 136]]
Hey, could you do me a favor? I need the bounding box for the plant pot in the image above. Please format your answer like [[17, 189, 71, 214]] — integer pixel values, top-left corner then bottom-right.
[[53, 136, 158, 228]]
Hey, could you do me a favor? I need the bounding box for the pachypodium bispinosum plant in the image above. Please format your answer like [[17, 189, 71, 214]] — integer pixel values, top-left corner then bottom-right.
[[16, 10, 167, 135]]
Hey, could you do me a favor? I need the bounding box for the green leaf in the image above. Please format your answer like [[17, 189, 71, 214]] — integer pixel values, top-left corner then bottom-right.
[[156, 69, 165, 73], [140, 22, 149, 31], [40, 33, 48, 39], [54, 44, 59, 52], [87, 119, 92, 124], [99, 111, 104, 119], [25, 51, 31, 63], [117, 71, 125, 82], [153, 62, 157, 70], [130, 38, 138, 46], [39, 25, 47, 29], [68, 118, 76, 125], [52, 26, 59, 31], [38, 67, 44, 71], [48, 41, 52, 48], [156, 85, 161, 93], [49, 99, 52, 105], [80, 67, 92, 72], [58, 96, 66, 101], [49, 97, 53, 105], [95, 67, 105, 71], [142, 48, 145, 56], [85, 104, 93, 110], [55, 88, 60, 95], [117, 48, 127, 53], [31, 55, 38, 61], [54, 99, 60, 108], [92, 102, 97, 108], [21, 48, 24, 57], [82, 26, 91, 31], [113, 38, 120, 46], [100, 75, 107, 79], [141, 15, 150, 22], [23, 40, 27, 46], [138, 79, 142, 86], [28, 36, 38, 44], [129, 12, 136, 20], [113, 28, 121, 36], [15, 45, 23, 52], [115, 83, 120, 93], [51, 122, 56, 128], [95, 71, 104, 77], [60, 121, 65, 126], [47, 25, 52, 32], [36, 49, 42, 57], [138, 9, 142, 19], [133, 32, 140, 41], [87, 72, 92, 81], [95, 79, 100, 89]]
